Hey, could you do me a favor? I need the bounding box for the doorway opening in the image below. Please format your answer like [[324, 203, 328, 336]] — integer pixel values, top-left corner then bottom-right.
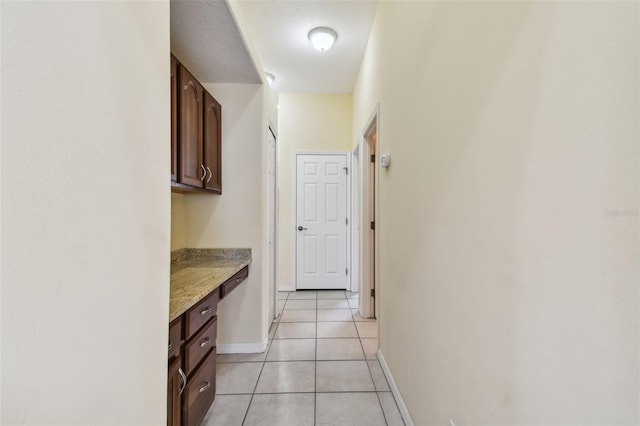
[[359, 106, 379, 319], [350, 145, 360, 294], [266, 124, 278, 324]]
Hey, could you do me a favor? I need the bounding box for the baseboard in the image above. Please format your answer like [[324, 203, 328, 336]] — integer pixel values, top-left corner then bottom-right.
[[278, 286, 295, 292], [378, 349, 414, 426], [217, 339, 268, 354]]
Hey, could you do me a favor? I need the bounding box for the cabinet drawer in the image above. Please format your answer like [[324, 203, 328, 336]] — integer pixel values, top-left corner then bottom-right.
[[168, 317, 182, 362], [185, 316, 217, 376], [186, 289, 220, 339], [221, 266, 248, 298], [184, 348, 216, 426]]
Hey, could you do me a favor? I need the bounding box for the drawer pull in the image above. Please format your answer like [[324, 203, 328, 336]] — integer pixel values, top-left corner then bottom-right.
[[200, 306, 212, 316], [235, 277, 243, 283], [200, 337, 212, 348], [199, 381, 211, 393], [178, 368, 187, 396], [168, 341, 172, 351]]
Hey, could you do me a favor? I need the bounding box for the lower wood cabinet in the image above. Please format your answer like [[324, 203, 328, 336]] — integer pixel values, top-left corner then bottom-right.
[[168, 265, 248, 426], [184, 348, 217, 426], [167, 357, 184, 426], [185, 289, 219, 340], [185, 317, 217, 375]]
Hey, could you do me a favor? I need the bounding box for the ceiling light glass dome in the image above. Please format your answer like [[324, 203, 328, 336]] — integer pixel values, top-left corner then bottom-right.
[[308, 27, 337, 52]]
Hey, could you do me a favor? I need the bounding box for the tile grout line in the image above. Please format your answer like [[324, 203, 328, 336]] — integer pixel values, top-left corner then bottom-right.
[[220, 357, 381, 364], [352, 297, 389, 426], [220, 291, 396, 425], [219, 390, 384, 396], [240, 290, 287, 425], [314, 294, 318, 426]]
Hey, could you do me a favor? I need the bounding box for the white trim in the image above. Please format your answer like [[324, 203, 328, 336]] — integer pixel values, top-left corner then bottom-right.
[[292, 151, 351, 290], [350, 143, 361, 293], [360, 105, 380, 319], [378, 349, 414, 426], [278, 285, 295, 292], [217, 339, 268, 354], [265, 122, 278, 325], [291, 151, 297, 289]]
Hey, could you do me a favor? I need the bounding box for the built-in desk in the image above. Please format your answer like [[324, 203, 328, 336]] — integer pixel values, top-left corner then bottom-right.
[[168, 248, 251, 426]]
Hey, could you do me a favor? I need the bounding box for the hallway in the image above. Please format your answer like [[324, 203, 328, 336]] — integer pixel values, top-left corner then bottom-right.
[[203, 290, 404, 425]]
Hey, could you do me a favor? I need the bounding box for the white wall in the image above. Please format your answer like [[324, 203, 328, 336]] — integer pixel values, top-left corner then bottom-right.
[[175, 84, 269, 349], [1, 2, 170, 424], [353, 1, 639, 424], [277, 93, 353, 290]]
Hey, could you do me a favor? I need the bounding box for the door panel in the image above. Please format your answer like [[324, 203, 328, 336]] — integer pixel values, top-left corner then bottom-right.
[[303, 235, 318, 273], [178, 65, 203, 187], [203, 92, 222, 192], [325, 183, 339, 221], [296, 154, 348, 289], [325, 235, 339, 273], [304, 184, 318, 221]]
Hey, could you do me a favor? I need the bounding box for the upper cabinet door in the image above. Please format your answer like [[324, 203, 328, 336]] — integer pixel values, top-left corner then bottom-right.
[[203, 92, 222, 193], [170, 55, 178, 183], [178, 65, 204, 188]]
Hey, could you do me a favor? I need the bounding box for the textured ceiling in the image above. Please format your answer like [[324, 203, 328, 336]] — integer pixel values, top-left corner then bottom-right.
[[170, 0, 378, 93], [170, 0, 261, 84], [239, 0, 378, 93]]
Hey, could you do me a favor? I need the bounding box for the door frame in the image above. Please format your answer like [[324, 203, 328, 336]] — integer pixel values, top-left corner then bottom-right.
[[292, 151, 351, 290], [266, 121, 278, 328], [360, 105, 380, 319], [350, 144, 360, 293]]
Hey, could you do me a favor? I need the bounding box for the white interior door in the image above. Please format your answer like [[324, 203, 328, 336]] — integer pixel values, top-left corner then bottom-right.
[[296, 153, 348, 290]]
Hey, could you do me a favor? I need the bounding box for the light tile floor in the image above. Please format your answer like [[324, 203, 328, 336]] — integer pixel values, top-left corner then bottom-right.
[[202, 290, 404, 426]]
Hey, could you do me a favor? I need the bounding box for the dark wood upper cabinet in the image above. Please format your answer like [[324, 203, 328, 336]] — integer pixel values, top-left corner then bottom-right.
[[178, 64, 204, 188], [171, 55, 178, 183], [203, 92, 222, 193], [172, 56, 223, 194]]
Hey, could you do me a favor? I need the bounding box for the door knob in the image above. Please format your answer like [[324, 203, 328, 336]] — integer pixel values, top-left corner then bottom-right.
[[297, 226, 308, 231]]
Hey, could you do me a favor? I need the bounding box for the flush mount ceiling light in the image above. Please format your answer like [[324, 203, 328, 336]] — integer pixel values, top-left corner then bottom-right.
[[264, 72, 275, 86], [308, 27, 337, 52]]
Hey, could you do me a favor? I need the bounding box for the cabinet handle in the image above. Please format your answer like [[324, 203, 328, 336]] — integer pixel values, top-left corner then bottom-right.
[[200, 337, 212, 348], [200, 164, 206, 182], [178, 368, 187, 396], [235, 277, 243, 283], [199, 381, 211, 393], [200, 306, 212, 316], [168, 341, 172, 351], [184, 81, 201, 102], [206, 166, 212, 183]]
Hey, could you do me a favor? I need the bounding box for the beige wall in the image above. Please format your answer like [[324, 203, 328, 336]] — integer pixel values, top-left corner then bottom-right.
[[171, 193, 188, 250], [1, 2, 170, 424], [172, 84, 269, 348], [353, 1, 639, 424], [277, 92, 353, 289]]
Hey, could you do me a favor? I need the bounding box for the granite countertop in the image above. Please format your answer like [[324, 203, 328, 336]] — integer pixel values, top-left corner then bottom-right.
[[170, 248, 251, 322]]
